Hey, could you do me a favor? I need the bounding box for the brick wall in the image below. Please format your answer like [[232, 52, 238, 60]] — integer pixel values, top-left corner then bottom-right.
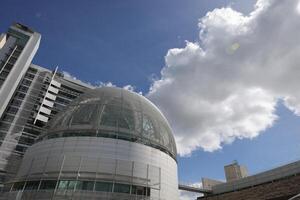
[[198, 174, 300, 200]]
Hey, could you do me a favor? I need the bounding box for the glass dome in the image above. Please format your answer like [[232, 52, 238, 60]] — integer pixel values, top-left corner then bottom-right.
[[42, 87, 177, 159]]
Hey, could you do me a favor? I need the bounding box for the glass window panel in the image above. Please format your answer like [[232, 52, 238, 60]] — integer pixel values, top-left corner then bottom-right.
[[58, 180, 68, 190], [67, 180, 76, 190], [40, 180, 57, 190], [75, 180, 82, 190], [114, 183, 130, 194], [137, 186, 145, 195], [24, 181, 39, 190], [95, 182, 112, 192], [142, 114, 155, 139], [160, 124, 170, 146], [76, 181, 94, 191], [71, 104, 98, 125], [131, 185, 137, 194], [12, 182, 25, 191], [82, 181, 94, 191], [100, 105, 120, 127], [119, 108, 135, 130]]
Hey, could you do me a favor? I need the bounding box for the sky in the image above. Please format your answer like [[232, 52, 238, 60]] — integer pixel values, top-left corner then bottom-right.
[[1, 0, 300, 199]]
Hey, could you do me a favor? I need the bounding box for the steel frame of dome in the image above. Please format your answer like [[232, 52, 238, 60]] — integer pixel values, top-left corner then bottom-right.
[[42, 87, 177, 160]]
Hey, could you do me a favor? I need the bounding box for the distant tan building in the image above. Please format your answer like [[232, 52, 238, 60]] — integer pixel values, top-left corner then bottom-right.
[[202, 178, 223, 190], [224, 161, 248, 182]]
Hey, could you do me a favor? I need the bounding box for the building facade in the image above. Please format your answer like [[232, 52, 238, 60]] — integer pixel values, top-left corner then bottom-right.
[[224, 161, 248, 182], [0, 23, 93, 187], [3, 87, 179, 200], [199, 161, 300, 200]]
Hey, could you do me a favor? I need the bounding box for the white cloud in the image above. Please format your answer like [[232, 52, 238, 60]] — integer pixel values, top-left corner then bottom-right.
[[62, 71, 77, 80], [147, 0, 300, 156], [123, 84, 135, 91], [94, 81, 143, 94], [179, 182, 203, 200], [95, 81, 116, 87]]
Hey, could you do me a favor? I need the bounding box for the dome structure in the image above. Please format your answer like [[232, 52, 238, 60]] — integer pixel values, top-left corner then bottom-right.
[[6, 87, 179, 200], [42, 87, 177, 159]]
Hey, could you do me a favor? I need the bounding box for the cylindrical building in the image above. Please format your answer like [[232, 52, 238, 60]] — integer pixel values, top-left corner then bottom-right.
[[4, 87, 179, 200]]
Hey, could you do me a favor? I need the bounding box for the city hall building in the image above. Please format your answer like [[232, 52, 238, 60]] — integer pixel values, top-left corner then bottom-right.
[[0, 23, 179, 199], [3, 87, 179, 199]]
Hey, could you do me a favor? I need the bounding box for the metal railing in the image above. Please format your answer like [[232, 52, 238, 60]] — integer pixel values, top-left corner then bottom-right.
[[178, 184, 211, 194]]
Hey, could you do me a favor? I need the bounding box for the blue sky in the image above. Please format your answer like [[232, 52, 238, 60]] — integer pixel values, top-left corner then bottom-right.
[[0, 0, 255, 92], [1, 0, 300, 189]]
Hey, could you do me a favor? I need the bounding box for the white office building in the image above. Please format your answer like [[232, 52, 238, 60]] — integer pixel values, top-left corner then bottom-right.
[[0, 23, 93, 187]]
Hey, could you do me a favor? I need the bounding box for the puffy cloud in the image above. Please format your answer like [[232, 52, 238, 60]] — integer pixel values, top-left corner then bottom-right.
[[147, 0, 300, 156], [62, 71, 77, 80], [95, 81, 116, 87], [123, 85, 143, 95], [94, 81, 143, 94], [123, 84, 135, 91]]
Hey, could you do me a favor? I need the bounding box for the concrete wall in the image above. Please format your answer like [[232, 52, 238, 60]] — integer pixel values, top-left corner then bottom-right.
[[15, 137, 179, 200]]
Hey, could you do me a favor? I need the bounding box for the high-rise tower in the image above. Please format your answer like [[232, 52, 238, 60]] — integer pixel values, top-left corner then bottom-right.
[[0, 23, 93, 188], [224, 161, 248, 182]]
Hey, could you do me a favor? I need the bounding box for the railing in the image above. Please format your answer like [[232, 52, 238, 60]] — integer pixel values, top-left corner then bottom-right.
[[178, 184, 211, 194]]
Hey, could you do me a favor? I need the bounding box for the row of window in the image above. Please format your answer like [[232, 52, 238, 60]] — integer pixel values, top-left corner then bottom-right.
[[11, 180, 150, 196]]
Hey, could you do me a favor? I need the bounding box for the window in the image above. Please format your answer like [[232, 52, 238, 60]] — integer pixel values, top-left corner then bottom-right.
[[95, 182, 113, 192], [15, 145, 27, 154], [142, 114, 156, 140], [71, 104, 97, 125], [58, 180, 68, 190], [57, 180, 77, 190], [12, 182, 25, 191], [131, 185, 151, 196], [7, 106, 18, 114], [18, 85, 28, 92], [24, 181, 39, 190], [131, 185, 137, 194], [2, 114, 14, 122], [9, 180, 150, 196], [8, 57, 17, 64], [119, 108, 135, 130], [18, 136, 35, 145], [67, 180, 76, 190], [113, 183, 130, 194], [75, 181, 94, 191], [100, 104, 119, 127], [40, 180, 57, 190]]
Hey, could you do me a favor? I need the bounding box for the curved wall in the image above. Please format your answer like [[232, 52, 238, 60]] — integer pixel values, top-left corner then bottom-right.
[[12, 137, 179, 200]]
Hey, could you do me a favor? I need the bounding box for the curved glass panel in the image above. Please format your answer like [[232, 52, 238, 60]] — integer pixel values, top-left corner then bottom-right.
[[71, 104, 98, 125], [44, 87, 177, 159], [10, 180, 151, 197]]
